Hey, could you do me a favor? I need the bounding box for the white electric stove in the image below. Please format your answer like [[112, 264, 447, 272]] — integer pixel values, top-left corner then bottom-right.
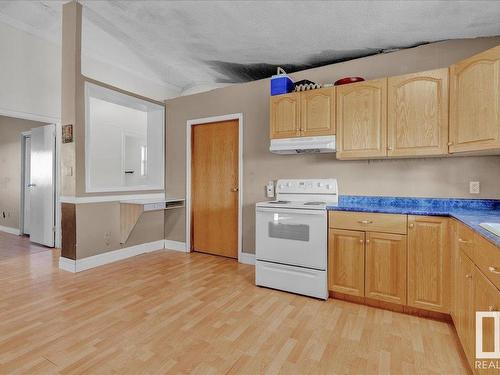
[[255, 179, 338, 299]]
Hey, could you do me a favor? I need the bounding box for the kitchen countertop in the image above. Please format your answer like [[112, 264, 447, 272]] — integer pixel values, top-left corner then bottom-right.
[[327, 196, 500, 247]]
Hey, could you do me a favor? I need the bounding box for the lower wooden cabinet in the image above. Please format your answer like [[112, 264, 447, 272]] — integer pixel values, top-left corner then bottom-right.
[[474, 267, 500, 375], [365, 232, 407, 304], [328, 229, 365, 296], [455, 250, 475, 363], [407, 215, 450, 313]]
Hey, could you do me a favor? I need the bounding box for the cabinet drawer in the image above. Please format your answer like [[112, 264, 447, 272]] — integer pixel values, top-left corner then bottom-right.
[[473, 234, 500, 291], [457, 223, 475, 258], [329, 211, 407, 234]]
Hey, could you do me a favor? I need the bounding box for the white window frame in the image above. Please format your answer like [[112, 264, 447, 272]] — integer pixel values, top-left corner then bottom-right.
[[84, 82, 165, 193]]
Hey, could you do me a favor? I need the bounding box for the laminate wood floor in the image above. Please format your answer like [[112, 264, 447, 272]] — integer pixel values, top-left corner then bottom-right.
[[0, 236, 470, 374]]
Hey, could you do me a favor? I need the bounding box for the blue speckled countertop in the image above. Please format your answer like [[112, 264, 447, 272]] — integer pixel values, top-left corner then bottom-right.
[[327, 196, 500, 247]]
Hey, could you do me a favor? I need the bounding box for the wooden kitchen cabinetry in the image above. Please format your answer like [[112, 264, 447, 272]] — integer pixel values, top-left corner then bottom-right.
[[407, 215, 450, 313], [455, 249, 475, 364], [300, 87, 335, 137], [328, 211, 407, 304], [474, 267, 500, 375], [452, 220, 500, 374], [270, 87, 335, 139], [328, 229, 365, 297], [365, 232, 407, 304], [269, 93, 301, 139], [387, 68, 449, 157], [335, 78, 387, 159], [449, 45, 500, 153]]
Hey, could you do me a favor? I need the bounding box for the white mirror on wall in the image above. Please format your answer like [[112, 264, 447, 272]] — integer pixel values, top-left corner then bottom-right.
[[85, 82, 164, 192]]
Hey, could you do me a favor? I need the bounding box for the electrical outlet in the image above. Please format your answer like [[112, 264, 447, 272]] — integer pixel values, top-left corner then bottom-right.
[[469, 181, 480, 194], [266, 181, 275, 198], [104, 231, 112, 246]]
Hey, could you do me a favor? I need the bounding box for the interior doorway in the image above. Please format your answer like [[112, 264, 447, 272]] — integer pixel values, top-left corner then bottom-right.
[[20, 124, 56, 247], [186, 114, 243, 260]]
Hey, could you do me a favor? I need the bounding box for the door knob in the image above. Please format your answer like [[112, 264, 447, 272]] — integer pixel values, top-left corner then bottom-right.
[[230, 187, 239, 192], [27, 183, 36, 188]]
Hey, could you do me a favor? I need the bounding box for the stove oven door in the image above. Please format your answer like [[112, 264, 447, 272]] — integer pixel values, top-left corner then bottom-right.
[[255, 207, 327, 270]]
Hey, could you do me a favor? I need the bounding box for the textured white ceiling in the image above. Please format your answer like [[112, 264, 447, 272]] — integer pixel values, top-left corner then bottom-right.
[[1, 1, 500, 97]]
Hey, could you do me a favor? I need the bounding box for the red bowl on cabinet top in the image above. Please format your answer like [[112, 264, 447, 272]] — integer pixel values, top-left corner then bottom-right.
[[334, 77, 365, 86]]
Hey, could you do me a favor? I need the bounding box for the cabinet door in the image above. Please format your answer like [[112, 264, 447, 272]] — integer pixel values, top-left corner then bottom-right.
[[300, 87, 335, 137], [365, 232, 407, 305], [408, 216, 450, 312], [336, 78, 387, 159], [449, 45, 500, 153], [270, 93, 300, 139], [328, 229, 365, 296], [474, 267, 500, 375], [456, 251, 475, 364], [388, 68, 449, 157]]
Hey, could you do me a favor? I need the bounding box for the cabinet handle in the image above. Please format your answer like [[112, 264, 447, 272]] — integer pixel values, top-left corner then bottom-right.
[[489, 305, 496, 312], [488, 266, 500, 275], [465, 274, 472, 279], [366, 239, 370, 244], [358, 220, 373, 224], [448, 142, 453, 146], [409, 223, 414, 229], [458, 238, 471, 244], [359, 239, 364, 243], [387, 146, 393, 151]]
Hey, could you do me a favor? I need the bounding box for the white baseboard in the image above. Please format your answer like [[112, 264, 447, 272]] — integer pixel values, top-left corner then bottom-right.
[[59, 240, 165, 273], [164, 239, 187, 252], [0, 225, 21, 236], [239, 252, 255, 265]]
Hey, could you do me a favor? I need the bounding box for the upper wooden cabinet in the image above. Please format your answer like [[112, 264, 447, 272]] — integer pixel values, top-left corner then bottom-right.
[[388, 68, 449, 157], [269, 88, 335, 139], [449, 45, 500, 153], [336, 78, 387, 159], [407, 215, 450, 313], [301, 87, 335, 137], [270, 93, 300, 139]]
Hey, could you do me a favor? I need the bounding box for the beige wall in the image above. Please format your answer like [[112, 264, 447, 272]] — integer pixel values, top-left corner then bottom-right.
[[75, 203, 164, 258], [165, 37, 500, 254], [0, 115, 47, 230], [60, 2, 165, 260]]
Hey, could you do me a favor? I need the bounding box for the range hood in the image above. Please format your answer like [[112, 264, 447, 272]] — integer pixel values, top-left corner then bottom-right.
[[270, 135, 336, 154]]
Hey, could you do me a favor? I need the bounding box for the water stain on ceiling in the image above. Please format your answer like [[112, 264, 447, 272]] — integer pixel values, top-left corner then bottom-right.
[[0, 1, 499, 96]]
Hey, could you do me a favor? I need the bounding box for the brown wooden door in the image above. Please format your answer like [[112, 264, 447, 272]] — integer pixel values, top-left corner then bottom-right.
[[328, 229, 365, 296], [449, 45, 500, 153], [270, 93, 300, 139], [300, 87, 335, 137], [336, 78, 387, 159], [365, 232, 407, 305], [387, 68, 449, 157], [407, 215, 450, 313], [474, 267, 500, 375], [191, 120, 238, 258]]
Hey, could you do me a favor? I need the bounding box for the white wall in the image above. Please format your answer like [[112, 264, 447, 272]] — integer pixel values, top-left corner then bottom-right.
[[0, 20, 177, 122], [0, 21, 61, 121]]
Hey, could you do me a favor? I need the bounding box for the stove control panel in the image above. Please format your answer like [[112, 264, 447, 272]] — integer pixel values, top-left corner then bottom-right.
[[275, 179, 338, 195]]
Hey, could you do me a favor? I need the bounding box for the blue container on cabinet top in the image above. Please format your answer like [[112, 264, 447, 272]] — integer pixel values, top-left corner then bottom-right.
[[270, 68, 294, 96]]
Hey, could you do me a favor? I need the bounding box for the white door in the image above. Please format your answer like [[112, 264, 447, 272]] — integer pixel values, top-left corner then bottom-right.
[[23, 136, 31, 235], [29, 124, 55, 247]]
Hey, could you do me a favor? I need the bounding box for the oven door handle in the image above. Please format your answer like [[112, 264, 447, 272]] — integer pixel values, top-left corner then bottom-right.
[[256, 207, 326, 216]]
